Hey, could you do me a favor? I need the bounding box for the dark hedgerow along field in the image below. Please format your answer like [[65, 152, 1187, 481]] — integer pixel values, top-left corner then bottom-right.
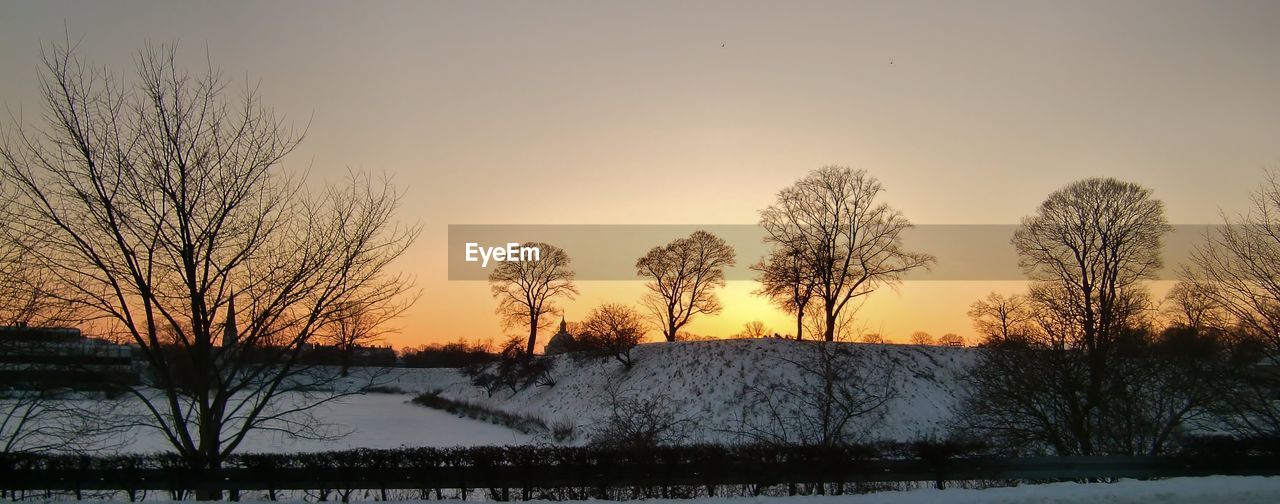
[[3, 438, 1280, 501]]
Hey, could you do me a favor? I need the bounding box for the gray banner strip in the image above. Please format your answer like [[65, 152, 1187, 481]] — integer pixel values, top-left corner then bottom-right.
[[447, 224, 1219, 281]]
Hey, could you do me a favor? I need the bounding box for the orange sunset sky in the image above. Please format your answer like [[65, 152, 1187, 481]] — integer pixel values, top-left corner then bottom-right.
[[3, 1, 1280, 349]]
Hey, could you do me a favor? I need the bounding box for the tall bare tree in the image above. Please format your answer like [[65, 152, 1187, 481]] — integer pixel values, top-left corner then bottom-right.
[[489, 242, 577, 355], [636, 230, 735, 342], [760, 166, 934, 341], [963, 178, 1174, 456], [0, 43, 417, 497], [1013, 178, 1168, 353]]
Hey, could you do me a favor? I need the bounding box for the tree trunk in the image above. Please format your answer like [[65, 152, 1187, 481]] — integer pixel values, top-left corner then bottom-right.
[[526, 313, 538, 355], [824, 311, 836, 342], [195, 458, 223, 501], [795, 312, 804, 341]]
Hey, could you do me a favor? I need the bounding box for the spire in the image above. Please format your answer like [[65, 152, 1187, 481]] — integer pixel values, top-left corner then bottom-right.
[[223, 292, 238, 348], [558, 317, 566, 333]]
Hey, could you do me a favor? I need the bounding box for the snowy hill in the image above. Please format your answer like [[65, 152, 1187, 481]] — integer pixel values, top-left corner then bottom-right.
[[418, 338, 978, 445]]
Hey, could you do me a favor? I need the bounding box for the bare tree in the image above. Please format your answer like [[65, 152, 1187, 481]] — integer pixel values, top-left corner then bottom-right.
[[801, 297, 866, 342], [910, 331, 934, 346], [733, 342, 896, 447], [0, 190, 77, 327], [489, 242, 577, 355], [636, 230, 735, 342], [759, 166, 934, 341], [1, 392, 128, 456], [963, 178, 1173, 456], [937, 333, 965, 347], [860, 332, 886, 344], [1182, 171, 1280, 436], [589, 379, 695, 449], [1, 179, 127, 456], [753, 247, 816, 340], [320, 284, 416, 377], [1013, 178, 1168, 351], [1160, 281, 1228, 332], [0, 43, 417, 497], [967, 292, 1032, 347], [738, 320, 772, 339], [1183, 173, 1280, 345], [578, 303, 646, 368]]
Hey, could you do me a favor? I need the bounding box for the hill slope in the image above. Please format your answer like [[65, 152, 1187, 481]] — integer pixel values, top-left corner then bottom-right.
[[419, 338, 977, 445]]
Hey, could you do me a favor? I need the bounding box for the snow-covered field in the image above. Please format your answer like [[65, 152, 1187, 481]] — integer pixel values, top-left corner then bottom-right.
[[95, 339, 976, 452], [63, 476, 1280, 503], [33, 340, 1280, 503], [116, 392, 533, 453], [566, 476, 1280, 503], [63, 338, 980, 453], [427, 338, 977, 444], [583, 477, 1280, 503]]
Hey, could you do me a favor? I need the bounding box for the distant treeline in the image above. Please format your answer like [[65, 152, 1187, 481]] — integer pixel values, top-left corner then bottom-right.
[[398, 341, 497, 368]]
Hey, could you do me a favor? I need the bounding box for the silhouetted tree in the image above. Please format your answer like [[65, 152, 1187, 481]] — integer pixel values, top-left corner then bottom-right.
[[733, 342, 896, 447], [321, 285, 416, 376], [760, 166, 934, 341], [579, 303, 646, 368], [754, 247, 817, 340], [489, 242, 577, 355], [860, 332, 886, 344], [0, 43, 417, 497], [1161, 281, 1228, 332], [0, 188, 77, 327], [938, 333, 965, 347], [962, 178, 1175, 456], [910, 331, 934, 346], [738, 320, 772, 339], [636, 230, 735, 342], [1182, 171, 1280, 436], [465, 336, 556, 395], [589, 379, 694, 448], [968, 292, 1032, 347]]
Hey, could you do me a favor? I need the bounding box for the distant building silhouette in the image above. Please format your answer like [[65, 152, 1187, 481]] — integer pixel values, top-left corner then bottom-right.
[[544, 318, 576, 355], [222, 293, 238, 349], [0, 325, 138, 391]]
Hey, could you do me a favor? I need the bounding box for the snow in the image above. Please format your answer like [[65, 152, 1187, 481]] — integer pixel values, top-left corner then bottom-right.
[[117, 392, 534, 453], [62, 476, 1280, 503], [23, 341, 1280, 503], [557, 476, 1280, 503], [719, 476, 1280, 503], [94, 339, 977, 452], [424, 338, 977, 444]]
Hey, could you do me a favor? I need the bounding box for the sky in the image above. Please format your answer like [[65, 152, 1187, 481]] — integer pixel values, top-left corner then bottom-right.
[[2, 0, 1279, 348]]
